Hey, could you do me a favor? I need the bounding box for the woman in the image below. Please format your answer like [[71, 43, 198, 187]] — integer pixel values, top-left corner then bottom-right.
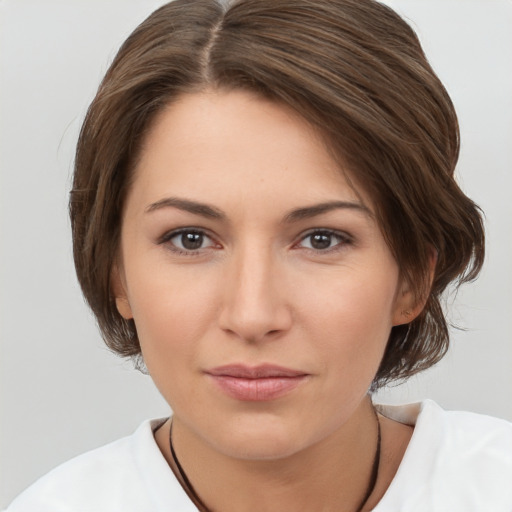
[[6, 0, 512, 510]]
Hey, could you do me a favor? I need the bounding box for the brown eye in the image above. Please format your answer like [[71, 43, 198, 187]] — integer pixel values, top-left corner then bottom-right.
[[298, 230, 350, 251], [164, 229, 216, 253], [180, 232, 204, 250], [310, 233, 333, 250]]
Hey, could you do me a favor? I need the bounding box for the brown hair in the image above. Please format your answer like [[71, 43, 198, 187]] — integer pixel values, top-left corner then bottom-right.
[[70, 0, 484, 388]]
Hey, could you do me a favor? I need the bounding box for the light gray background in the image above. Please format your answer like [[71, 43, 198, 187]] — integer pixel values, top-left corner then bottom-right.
[[1, 0, 511, 507]]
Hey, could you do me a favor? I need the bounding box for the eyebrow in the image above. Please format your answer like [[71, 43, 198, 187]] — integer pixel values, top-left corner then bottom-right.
[[145, 197, 372, 222], [282, 201, 373, 223], [145, 197, 225, 220]]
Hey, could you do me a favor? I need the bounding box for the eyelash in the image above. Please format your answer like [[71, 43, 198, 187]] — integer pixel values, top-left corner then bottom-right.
[[157, 228, 219, 256], [157, 228, 353, 256], [295, 229, 353, 253]]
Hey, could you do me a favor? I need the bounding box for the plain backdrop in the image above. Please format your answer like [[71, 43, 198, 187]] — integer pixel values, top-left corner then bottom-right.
[[1, 0, 511, 507]]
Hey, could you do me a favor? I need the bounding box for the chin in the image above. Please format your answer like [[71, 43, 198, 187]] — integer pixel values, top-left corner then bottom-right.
[[204, 414, 314, 461], [219, 436, 304, 461]]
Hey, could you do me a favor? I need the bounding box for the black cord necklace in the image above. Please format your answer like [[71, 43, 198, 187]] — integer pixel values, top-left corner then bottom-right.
[[168, 423, 208, 511], [355, 411, 381, 512], [169, 413, 381, 512]]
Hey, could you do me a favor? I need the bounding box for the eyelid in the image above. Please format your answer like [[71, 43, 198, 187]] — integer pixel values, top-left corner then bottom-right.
[[293, 228, 353, 251], [157, 227, 221, 254]]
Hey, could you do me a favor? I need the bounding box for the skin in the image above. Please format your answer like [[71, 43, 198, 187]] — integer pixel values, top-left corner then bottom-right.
[[114, 90, 419, 512]]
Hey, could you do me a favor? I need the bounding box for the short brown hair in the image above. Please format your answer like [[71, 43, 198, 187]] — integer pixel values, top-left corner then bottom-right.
[[70, 0, 484, 388]]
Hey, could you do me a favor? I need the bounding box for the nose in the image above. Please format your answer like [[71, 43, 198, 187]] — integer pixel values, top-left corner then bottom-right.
[[218, 245, 293, 343]]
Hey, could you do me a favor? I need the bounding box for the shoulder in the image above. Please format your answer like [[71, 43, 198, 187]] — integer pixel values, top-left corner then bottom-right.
[[416, 399, 512, 460], [376, 400, 512, 511], [5, 419, 195, 512], [425, 400, 512, 490], [379, 398, 512, 449]]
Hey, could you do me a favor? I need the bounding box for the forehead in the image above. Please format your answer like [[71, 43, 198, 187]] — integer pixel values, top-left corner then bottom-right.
[[128, 89, 372, 216]]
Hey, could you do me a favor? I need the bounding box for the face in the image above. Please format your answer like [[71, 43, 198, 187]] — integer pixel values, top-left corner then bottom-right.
[[115, 90, 413, 460]]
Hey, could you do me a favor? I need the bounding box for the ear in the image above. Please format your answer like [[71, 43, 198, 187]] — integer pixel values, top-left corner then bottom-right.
[[392, 250, 437, 326], [391, 285, 424, 326], [111, 264, 133, 320]]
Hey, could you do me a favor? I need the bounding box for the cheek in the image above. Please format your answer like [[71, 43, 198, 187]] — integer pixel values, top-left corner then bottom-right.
[[124, 261, 221, 372], [127, 273, 221, 413], [296, 267, 399, 369]]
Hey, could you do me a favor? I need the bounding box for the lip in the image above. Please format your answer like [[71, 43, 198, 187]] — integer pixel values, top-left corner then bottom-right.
[[205, 364, 309, 401]]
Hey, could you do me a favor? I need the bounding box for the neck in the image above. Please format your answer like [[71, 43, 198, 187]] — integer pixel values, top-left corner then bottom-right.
[[157, 396, 383, 512]]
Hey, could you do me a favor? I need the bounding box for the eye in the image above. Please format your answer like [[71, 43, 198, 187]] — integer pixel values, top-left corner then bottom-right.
[[159, 228, 217, 254], [297, 230, 351, 251]]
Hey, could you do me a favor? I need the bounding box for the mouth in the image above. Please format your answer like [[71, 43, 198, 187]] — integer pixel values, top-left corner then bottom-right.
[[205, 364, 309, 401]]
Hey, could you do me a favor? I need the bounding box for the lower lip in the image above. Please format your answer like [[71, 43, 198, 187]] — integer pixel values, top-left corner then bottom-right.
[[207, 375, 307, 401]]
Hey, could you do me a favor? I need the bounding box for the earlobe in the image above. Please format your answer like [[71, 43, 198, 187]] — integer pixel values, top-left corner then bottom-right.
[[111, 265, 133, 320], [115, 296, 134, 320]]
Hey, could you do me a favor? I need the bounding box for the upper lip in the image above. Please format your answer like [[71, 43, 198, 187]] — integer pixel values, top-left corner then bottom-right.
[[206, 364, 308, 379]]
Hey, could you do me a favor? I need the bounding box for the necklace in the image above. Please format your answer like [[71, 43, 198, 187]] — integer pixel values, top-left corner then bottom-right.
[[168, 424, 208, 511], [355, 410, 381, 512], [169, 412, 381, 512]]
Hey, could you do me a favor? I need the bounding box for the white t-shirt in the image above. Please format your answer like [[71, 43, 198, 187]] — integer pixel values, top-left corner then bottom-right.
[[5, 400, 512, 511]]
